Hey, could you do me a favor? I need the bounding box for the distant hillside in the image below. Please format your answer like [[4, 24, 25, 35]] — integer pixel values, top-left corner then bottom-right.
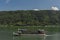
[[0, 10, 60, 26]]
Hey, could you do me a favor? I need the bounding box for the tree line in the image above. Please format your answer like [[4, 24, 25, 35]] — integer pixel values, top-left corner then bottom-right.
[[0, 10, 60, 26]]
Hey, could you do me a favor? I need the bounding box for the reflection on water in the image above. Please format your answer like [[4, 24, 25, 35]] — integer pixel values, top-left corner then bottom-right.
[[13, 34, 43, 40], [0, 30, 60, 40], [13, 33, 60, 40]]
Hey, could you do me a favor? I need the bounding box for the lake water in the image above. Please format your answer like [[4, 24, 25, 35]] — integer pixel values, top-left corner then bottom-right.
[[0, 30, 12, 40], [46, 33, 60, 40], [0, 30, 60, 40]]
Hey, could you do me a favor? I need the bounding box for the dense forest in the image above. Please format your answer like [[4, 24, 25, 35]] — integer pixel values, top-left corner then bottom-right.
[[0, 10, 60, 26]]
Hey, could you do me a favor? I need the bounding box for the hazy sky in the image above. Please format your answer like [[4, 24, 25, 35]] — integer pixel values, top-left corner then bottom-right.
[[0, 0, 60, 11]]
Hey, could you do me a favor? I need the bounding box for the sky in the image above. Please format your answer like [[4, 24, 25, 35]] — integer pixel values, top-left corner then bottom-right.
[[0, 0, 60, 11]]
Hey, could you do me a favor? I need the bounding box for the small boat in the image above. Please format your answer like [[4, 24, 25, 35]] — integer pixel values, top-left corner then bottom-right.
[[18, 29, 27, 33], [13, 32, 20, 36], [17, 31, 22, 34], [37, 29, 45, 34]]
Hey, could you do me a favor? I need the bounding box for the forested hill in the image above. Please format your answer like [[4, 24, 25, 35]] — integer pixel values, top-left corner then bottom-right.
[[0, 10, 60, 26]]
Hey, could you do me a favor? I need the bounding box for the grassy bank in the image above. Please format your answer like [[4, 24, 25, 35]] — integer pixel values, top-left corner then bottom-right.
[[0, 25, 60, 32]]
